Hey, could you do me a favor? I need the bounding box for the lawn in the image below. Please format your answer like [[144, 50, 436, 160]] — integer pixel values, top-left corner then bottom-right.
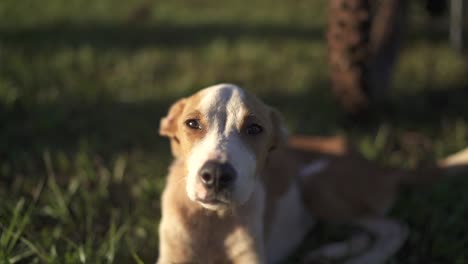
[[0, 0, 467, 263]]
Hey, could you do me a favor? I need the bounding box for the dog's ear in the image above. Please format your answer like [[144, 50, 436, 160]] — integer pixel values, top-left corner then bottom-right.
[[269, 108, 288, 152], [160, 98, 187, 157], [159, 98, 186, 137]]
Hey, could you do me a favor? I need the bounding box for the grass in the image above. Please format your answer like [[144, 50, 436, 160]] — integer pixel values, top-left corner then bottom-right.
[[0, 0, 467, 263]]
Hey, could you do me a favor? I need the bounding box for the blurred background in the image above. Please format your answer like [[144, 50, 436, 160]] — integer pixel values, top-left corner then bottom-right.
[[0, 0, 467, 263]]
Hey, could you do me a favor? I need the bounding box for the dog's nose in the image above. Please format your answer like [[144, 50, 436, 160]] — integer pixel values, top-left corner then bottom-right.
[[199, 161, 236, 189]]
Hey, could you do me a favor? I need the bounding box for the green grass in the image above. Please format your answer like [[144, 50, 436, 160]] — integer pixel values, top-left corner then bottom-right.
[[1, 0, 467, 263]]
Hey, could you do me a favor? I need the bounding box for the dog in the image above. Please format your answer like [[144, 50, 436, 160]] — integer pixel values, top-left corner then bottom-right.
[[157, 83, 468, 264]]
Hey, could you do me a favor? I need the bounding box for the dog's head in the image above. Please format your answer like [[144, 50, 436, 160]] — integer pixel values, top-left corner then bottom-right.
[[160, 84, 286, 210]]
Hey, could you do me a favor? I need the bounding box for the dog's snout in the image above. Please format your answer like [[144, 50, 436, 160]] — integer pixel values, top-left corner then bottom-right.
[[199, 161, 236, 190]]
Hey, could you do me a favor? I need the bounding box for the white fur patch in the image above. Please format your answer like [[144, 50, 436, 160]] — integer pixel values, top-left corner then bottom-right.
[[186, 84, 258, 206], [266, 183, 314, 263], [225, 184, 266, 262], [442, 147, 468, 167], [299, 158, 330, 179]]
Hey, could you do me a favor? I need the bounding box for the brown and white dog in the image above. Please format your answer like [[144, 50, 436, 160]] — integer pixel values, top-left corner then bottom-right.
[[157, 84, 468, 264]]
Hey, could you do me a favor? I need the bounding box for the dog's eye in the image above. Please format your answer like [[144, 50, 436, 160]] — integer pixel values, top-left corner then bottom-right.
[[246, 124, 263, 135], [185, 119, 202, 130]]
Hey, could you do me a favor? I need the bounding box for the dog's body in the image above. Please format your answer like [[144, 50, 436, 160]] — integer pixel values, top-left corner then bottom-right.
[[158, 84, 468, 264]]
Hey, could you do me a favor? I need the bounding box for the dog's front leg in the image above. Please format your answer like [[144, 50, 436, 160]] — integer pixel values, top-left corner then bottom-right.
[[344, 218, 408, 264], [156, 215, 197, 264], [156, 225, 181, 264], [302, 232, 372, 263], [224, 224, 266, 264], [302, 218, 408, 264]]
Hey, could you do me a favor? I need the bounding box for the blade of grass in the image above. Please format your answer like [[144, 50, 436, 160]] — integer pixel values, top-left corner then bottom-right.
[[43, 150, 71, 220], [8, 249, 34, 263], [0, 198, 24, 250], [7, 175, 46, 253], [102, 218, 129, 263], [19, 236, 51, 263]]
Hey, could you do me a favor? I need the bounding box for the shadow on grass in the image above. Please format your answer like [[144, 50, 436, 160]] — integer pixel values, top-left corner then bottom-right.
[[0, 20, 456, 54], [370, 86, 468, 129], [0, 21, 325, 52], [2, 84, 468, 159]]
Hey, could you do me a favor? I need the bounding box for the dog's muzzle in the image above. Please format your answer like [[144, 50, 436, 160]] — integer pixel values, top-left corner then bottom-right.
[[198, 160, 236, 191]]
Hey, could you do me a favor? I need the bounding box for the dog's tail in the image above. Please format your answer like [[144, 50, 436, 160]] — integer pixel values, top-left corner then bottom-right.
[[400, 147, 468, 185]]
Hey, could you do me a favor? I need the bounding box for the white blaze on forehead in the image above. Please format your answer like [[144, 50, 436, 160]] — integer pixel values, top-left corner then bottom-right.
[[199, 83, 247, 133], [185, 84, 257, 206]]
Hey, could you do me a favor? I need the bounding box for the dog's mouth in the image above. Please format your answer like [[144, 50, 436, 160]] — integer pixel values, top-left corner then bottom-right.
[[196, 196, 229, 205], [195, 194, 232, 208]]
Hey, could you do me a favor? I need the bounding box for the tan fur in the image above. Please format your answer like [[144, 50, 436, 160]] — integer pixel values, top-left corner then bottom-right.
[[158, 84, 468, 264], [159, 160, 264, 263], [158, 85, 289, 263], [293, 135, 468, 221]]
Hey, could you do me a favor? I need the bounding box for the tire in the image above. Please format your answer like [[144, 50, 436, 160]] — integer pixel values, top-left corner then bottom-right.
[[327, 0, 407, 115]]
